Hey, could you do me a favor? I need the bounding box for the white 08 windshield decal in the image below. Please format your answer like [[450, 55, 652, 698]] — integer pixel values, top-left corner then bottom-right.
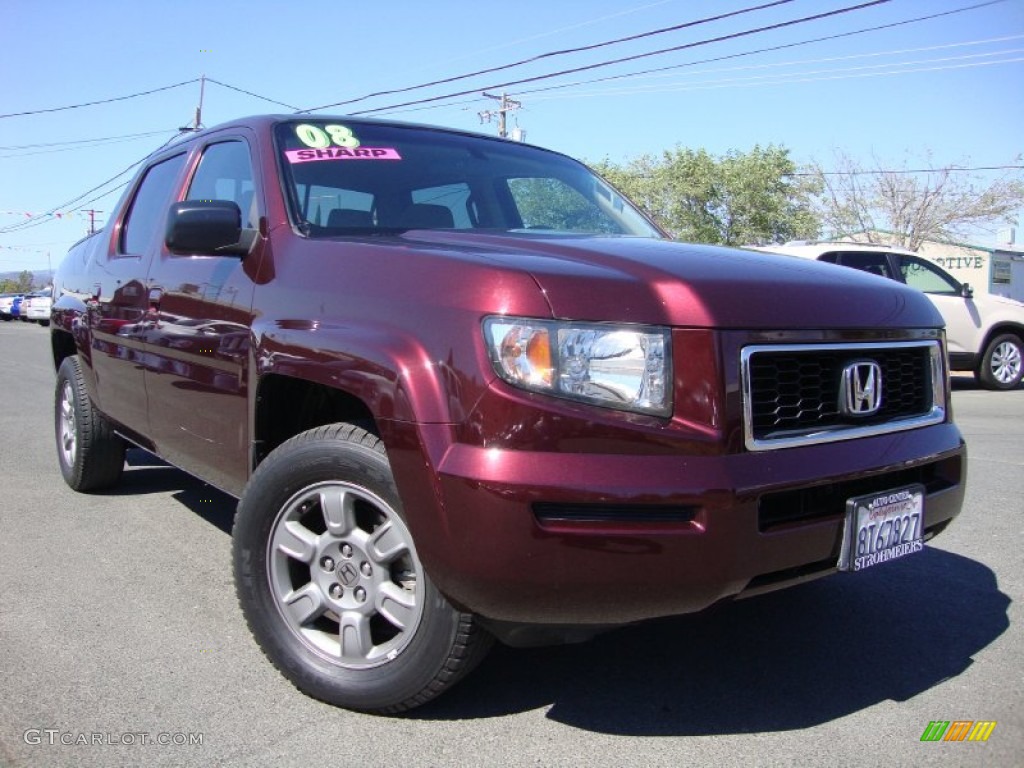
[[287, 123, 402, 163]]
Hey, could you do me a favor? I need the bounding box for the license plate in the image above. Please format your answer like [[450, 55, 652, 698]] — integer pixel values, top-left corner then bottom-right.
[[838, 484, 925, 572]]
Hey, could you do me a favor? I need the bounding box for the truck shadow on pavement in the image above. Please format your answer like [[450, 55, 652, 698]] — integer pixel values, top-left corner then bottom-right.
[[104, 448, 237, 534], [106, 450, 1009, 735], [418, 547, 1010, 735]]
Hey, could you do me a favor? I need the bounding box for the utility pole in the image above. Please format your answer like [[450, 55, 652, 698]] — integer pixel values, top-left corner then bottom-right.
[[180, 74, 206, 132], [479, 92, 521, 138], [195, 74, 206, 130], [83, 209, 102, 235]]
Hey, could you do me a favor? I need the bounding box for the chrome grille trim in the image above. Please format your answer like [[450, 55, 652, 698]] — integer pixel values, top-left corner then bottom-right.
[[741, 340, 946, 451]]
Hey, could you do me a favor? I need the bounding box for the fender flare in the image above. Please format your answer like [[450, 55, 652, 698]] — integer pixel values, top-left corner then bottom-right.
[[252, 318, 466, 425]]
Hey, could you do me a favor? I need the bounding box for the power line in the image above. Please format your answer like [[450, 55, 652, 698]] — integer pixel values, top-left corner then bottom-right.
[[3, 1, 1008, 241], [0, 79, 200, 120], [0, 156, 146, 235], [432, 0, 682, 69], [204, 78, 301, 111], [298, 0, 803, 113], [347, 0, 898, 117], [63, 183, 131, 219], [0, 80, 296, 237], [372, 0, 1010, 118], [790, 165, 1024, 176], [507, 0, 1009, 101], [524, 50, 1024, 102], [585, 31, 1024, 85], [0, 130, 180, 160], [624, 33, 1024, 82], [0, 129, 180, 151], [0, 130, 189, 236]]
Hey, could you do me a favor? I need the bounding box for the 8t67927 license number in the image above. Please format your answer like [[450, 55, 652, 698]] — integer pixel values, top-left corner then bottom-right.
[[839, 484, 925, 572]]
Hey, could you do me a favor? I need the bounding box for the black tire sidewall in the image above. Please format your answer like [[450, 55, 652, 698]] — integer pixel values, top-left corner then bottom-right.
[[233, 428, 465, 712], [55, 357, 87, 488], [54, 356, 124, 491]]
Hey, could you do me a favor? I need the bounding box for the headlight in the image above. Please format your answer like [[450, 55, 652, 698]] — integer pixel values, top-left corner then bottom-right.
[[483, 316, 671, 416]]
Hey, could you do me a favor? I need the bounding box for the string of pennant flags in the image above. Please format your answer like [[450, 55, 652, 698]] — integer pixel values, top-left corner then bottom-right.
[[0, 210, 93, 219], [0, 244, 51, 252]]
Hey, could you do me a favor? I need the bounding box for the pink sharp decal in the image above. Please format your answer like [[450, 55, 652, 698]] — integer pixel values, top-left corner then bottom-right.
[[285, 147, 402, 163]]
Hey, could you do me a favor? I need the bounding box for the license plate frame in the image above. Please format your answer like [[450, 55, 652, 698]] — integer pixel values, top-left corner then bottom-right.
[[838, 484, 925, 572]]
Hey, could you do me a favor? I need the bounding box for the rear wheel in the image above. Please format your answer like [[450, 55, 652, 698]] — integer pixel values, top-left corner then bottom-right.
[[976, 333, 1023, 390], [54, 356, 126, 491], [233, 423, 492, 713]]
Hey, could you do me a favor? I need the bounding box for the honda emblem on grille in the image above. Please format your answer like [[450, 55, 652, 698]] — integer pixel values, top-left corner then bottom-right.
[[840, 361, 882, 416]]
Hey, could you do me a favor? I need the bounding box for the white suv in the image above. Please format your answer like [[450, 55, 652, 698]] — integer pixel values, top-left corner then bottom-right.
[[752, 243, 1024, 390]]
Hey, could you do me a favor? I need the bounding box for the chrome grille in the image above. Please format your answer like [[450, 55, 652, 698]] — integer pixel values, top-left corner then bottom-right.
[[742, 341, 945, 450]]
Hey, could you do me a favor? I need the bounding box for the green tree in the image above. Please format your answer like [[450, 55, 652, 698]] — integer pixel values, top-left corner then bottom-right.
[[592, 144, 820, 245], [811, 150, 1024, 251], [15, 270, 35, 292]]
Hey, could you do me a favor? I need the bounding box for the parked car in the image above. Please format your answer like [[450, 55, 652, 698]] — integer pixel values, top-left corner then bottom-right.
[[20, 291, 52, 326], [50, 116, 965, 712], [0, 293, 24, 320], [16, 294, 33, 321], [752, 242, 1024, 390]]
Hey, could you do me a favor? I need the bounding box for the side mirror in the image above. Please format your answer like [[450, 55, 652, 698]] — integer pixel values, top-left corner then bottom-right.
[[165, 201, 249, 256], [961, 283, 974, 300]]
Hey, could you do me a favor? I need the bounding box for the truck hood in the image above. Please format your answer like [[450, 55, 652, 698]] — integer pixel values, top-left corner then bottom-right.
[[398, 231, 943, 329]]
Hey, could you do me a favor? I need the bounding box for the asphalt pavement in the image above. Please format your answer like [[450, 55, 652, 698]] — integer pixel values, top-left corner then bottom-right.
[[1, 318, 1021, 767]]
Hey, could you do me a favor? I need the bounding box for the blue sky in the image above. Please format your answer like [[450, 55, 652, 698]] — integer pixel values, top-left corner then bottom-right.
[[1, 0, 1022, 274]]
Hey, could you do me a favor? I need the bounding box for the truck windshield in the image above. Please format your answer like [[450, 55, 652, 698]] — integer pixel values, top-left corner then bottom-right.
[[274, 120, 662, 238]]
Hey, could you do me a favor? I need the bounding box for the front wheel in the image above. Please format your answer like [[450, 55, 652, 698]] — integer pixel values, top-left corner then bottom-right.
[[55, 356, 126, 491], [976, 333, 1023, 390], [233, 423, 492, 713]]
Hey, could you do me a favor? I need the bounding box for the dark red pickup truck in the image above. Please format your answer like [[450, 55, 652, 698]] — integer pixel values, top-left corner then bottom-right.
[[51, 116, 965, 712]]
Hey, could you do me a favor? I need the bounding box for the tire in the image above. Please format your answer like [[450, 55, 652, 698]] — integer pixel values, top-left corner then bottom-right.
[[976, 333, 1024, 390], [233, 423, 492, 713], [55, 356, 126, 491]]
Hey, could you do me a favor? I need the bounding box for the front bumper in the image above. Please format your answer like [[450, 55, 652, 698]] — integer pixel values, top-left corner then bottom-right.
[[388, 420, 965, 626]]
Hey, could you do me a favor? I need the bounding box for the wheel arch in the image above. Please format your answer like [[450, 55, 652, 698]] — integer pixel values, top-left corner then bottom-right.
[[979, 322, 1024, 352], [253, 373, 380, 467], [50, 291, 92, 374], [251, 321, 468, 469], [51, 326, 77, 374]]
